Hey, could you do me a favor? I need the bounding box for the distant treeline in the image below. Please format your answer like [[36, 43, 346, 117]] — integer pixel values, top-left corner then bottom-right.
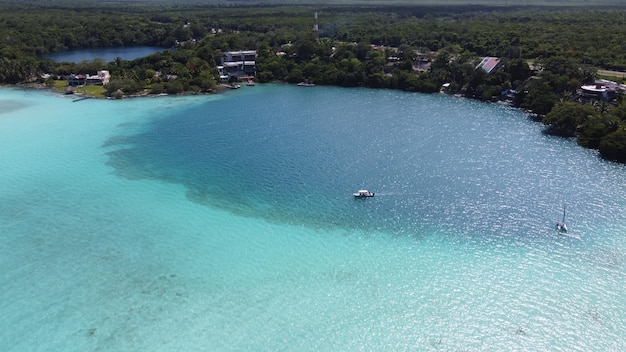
[[1, 2, 625, 162]]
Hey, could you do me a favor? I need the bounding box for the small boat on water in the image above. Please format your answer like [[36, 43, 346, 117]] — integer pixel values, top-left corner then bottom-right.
[[230, 83, 241, 89], [246, 79, 255, 86], [556, 204, 568, 232], [353, 190, 375, 198], [297, 81, 315, 87]]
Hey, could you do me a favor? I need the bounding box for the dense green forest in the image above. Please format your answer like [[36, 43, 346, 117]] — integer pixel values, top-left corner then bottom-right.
[[1, 1, 626, 162]]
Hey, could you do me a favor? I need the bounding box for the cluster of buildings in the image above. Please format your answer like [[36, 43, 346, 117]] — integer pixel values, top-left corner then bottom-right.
[[67, 70, 110, 87], [58, 48, 626, 104], [474, 56, 626, 103], [61, 50, 259, 91]]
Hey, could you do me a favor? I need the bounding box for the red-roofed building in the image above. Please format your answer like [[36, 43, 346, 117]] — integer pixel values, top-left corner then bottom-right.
[[476, 57, 500, 74]]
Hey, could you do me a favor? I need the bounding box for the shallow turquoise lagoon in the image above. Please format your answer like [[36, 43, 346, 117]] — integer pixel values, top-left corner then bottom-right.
[[1, 85, 624, 351]]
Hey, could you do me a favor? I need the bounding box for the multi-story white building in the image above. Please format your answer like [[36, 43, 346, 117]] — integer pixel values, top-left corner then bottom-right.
[[219, 50, 257, 81]]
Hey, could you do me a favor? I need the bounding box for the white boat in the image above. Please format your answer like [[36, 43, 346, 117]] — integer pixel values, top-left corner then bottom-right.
[[297, 81, 315, 87], [556, 204, 568, 232], [353, 190, 375, 198]]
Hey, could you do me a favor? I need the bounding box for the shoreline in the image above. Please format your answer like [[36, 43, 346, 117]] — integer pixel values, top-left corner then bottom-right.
[[13, 81, 228, 100]]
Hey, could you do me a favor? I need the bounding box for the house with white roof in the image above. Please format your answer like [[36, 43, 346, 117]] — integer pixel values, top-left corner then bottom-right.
[[68, 70, 110, 86]]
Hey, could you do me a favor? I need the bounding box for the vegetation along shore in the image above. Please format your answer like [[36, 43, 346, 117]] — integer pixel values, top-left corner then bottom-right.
[[2, 0, 626, 163]]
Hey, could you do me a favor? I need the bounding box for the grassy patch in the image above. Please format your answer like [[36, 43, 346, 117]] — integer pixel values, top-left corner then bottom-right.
[[51, 80, 106, 98], [75, 85, 106, 98], [52, 79, 67, 93]]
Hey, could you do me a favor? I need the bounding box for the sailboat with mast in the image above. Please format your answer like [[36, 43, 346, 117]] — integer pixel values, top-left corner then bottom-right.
[[556, 204, 568, 232]]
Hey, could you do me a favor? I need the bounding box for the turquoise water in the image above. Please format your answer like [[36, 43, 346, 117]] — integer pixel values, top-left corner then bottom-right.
[[45, 46, 164, 62], [1, 85, 625, 351]]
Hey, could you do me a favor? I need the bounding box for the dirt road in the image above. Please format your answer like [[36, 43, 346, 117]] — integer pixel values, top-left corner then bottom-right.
[[597, 69, 626, 79]]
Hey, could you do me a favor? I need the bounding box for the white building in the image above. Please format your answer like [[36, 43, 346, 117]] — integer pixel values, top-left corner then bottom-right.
[[69, 70, 110, 86], [220, 51, 257, 80]]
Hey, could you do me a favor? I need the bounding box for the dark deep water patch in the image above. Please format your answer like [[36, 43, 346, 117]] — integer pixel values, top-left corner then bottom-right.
[[103, 85, 626, 239]]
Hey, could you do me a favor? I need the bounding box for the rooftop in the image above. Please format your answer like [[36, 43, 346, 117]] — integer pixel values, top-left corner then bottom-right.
[[476, 57, 500, 74]]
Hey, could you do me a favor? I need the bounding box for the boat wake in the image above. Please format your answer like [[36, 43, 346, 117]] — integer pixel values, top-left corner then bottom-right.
[[558, 231, 581, 240], [369, 192, 420, 197]]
